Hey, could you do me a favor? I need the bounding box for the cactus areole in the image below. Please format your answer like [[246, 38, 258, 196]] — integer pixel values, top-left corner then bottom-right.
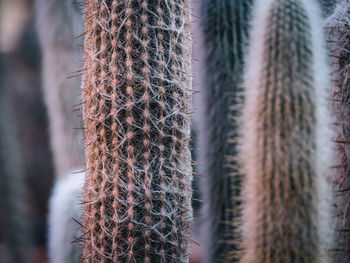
[[82, 1, 193, 262]]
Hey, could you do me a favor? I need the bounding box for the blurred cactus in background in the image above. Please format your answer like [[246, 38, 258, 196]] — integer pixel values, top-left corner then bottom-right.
[[82, 0, 193, 262], [35, 0, 85, 178], [0, 0, 345, 262], [320, 0, 336, 16], [0, 78, 32, 263], [0, 0, 54, 261], [240, 0, 334, 262], [198, 0, 253, 262], [48, 171, 84, 263], [35, 0, 85, 262], [326, 1, 350, 261]]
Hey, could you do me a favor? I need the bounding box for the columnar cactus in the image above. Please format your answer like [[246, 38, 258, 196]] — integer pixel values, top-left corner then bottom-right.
[[0, 66, 31, 263], [35, 0, 85, 178], [82, 1, 192, 262], [240, 0, 334, 262], [35, 1, 85, 262], [198, 1, 252, 262], [326, 1, 350, 261]]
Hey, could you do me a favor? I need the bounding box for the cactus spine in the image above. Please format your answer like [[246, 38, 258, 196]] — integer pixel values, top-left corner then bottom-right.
[[326, 1, 350, 261], [198, 1, 252, 262], [240, 0, 334, 262], [82, 1, 192, 262]]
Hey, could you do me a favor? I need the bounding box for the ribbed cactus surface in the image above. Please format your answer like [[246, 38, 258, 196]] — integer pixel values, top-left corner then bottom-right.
[[326, 1, 350, 261], [240, 0, 333, 262], [199, 1, 252, 262], [82, 1, 192, 262]]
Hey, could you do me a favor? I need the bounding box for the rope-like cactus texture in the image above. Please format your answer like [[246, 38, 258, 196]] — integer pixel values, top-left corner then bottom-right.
[[198, 1, 253, 262], [326, 1, 350, 261], [35, 0, 85, 178], [82, 1, 193, 262], [240, 0, 334, 262]]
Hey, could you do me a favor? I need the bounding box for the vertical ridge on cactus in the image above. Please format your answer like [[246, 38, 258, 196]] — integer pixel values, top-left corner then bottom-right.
[[240, 0, 334, 262], [82, 0, 193, 262], [198, 0, 253, 262], [325, 1, 350, 261]]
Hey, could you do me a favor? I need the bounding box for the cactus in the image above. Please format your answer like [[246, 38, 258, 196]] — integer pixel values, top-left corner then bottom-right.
[[198, 0, 252, 262], [82, 0, 192, 262], [35, 0, 85, 178], [0, 56, 32, 263], [319, 0, 336, 16], [48, 170, 84, 263], [325, 1, 350, 261], [35, 1, 85, 262], [240, 0, 334, 262]]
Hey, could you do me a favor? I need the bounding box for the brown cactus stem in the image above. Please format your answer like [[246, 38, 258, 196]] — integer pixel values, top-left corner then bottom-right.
[[325, 1, 350, 261], [240, 0, 334, 262], [82, 0, 193, 262]]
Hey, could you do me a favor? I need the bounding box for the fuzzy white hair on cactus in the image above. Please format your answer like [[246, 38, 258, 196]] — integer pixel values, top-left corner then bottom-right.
[[48, 170, 84, 263]]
